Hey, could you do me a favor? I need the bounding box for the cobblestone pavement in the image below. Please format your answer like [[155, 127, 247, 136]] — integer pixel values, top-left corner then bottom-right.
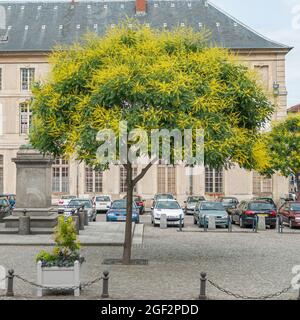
[[0, 213, 300, 300]]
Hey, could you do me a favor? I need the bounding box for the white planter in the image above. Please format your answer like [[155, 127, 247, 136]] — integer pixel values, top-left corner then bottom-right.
[[37, 260, 80, 297]]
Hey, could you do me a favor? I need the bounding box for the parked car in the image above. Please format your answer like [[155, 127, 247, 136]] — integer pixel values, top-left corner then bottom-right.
[[218, 197, 239, 214], [64, 198, 96, 222], [252, 197, 277, 210], [0, 197, 12, 222], [152, 193, 175, 208], [194, 201, 229, 228], [0, 194, 16, 209], [57, 195, 77, 214], [106, 200, 140, 223], [151, 199, 184, 227], [184, 196, 206, 215], [278, 201, 300, 229], [94, 195, 112, 214], [231, 200, 277, 228], [123, 194, 145, 214]]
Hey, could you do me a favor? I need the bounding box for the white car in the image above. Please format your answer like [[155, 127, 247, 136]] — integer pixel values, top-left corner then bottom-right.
[[94, 195, 112, 214], [151, 199, 184, 227], [57, 195, 76, 214]]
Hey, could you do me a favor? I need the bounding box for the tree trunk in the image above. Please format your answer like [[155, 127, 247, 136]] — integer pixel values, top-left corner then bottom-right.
[[122, 163, 133, 265], [122, 160, 154, 264]]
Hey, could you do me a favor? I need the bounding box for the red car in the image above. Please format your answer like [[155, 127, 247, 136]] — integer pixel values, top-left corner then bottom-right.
[[278, 202, 300, 229]]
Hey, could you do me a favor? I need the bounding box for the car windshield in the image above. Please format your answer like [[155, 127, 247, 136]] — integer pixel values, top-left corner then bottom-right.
[[222, 198, 236, 204], [156, 201, 181, 209], [96, 196, 110, 202], [188, 197, 203, 203], [111, 201, 136, 209], [249, 202, 273, 211], [156, 194, 174, 200], [291, 203, 300, 211], [201, 202, 224, 211], [68, 200, 92, 208]]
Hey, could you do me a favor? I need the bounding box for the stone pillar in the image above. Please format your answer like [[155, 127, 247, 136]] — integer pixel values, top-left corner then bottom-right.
[[12, 146, 53, 216], [3, 146, 58, 230]]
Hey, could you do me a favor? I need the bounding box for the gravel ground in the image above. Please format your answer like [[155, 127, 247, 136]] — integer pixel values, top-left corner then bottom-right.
[[0, 213, 300, 300]]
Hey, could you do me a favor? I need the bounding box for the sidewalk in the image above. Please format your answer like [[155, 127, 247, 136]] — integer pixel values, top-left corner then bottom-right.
[[0, 222, 144, 246]]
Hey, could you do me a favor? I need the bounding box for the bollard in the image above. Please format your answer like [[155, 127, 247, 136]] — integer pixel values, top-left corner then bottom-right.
[[203, 215, 208, 232], [101, 271, 109, 298], [6, 269, 14, 297], [255, 216, 259, 233], [199, 272, 207, 300], [178, 214, 183, 232], [228, 215, 232, 233], [82, 206, 89, 226], [78, 210, 85, 231], [277, 215, 284, 234], [72, 215, 80, 235], [19, 209, 30, 235]]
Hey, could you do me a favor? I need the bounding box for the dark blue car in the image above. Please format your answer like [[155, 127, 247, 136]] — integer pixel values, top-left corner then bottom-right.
[[106, 200, 140, 223]]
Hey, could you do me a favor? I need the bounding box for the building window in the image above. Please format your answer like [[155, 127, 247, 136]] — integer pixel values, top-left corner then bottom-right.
[[85, 166, 103, 193], [157, 165, 176, 194], [21, 68, 35, 91], [0, 155, 3, 194], [0, 68, 2, 90], [19, 101, 32, 134], [253, 171, 272, 195], [120, 167, 138, 193], [205, 167, 224, 194], [52, 159, 69, 193]]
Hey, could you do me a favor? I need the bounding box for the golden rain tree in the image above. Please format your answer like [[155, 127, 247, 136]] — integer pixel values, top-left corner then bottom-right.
[[30, 23, 274, 264], [262, 115, 300, 200]]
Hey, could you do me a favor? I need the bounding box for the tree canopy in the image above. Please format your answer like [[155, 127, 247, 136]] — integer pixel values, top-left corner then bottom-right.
[[30, 23, 274, 171], [264, 114, 300, 178]]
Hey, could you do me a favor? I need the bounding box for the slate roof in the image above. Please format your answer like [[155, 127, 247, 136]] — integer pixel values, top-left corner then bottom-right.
[[0, 0, 292, 52], [288, 104, 300, 113]]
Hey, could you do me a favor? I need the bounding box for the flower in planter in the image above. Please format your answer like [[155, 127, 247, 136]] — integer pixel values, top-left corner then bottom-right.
[[36, 216, 85, 267]]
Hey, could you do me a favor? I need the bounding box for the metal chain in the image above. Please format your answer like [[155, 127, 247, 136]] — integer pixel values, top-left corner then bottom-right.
[[207, 279, 292, 300], [14, 274, 103, 291]]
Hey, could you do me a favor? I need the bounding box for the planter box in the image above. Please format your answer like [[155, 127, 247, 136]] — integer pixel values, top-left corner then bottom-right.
[[37, 260, 80, 297]]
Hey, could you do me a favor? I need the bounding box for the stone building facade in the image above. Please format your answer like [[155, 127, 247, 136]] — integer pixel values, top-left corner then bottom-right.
[[0, 0, 292, 205]]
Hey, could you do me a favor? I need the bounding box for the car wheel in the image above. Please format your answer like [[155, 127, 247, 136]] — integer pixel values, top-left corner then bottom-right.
[[239, 217, 245, 228], [289, 219, 294, 229]]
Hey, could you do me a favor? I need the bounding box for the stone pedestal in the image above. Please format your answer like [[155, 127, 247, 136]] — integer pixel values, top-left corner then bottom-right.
[[208, 216, 216, 230], [3, 147, 58, 230], [19, 215, 31, 235], [257, 216, 266, 231], [160, 214, 167, 229]]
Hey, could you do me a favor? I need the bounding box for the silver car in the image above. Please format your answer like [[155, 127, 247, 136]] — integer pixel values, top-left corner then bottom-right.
[[64, 198, 96, 222]]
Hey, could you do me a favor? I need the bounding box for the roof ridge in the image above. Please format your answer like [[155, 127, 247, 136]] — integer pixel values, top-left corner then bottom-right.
[[207, 0, 291, 49]]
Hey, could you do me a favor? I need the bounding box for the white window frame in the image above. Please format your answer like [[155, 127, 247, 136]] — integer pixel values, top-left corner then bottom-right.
[[21, 67, 35, 91], [52, 159, 70, 194], [85, 166, 103, 194]]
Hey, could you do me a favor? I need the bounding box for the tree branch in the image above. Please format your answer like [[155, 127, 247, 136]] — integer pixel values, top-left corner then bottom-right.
[[132, 161, 153, 186]]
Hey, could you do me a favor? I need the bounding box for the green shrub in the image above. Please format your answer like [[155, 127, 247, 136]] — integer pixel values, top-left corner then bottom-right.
[[36, 216, 83, 267]]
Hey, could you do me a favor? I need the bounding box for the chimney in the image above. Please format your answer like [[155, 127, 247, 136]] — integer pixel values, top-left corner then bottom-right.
[[136, 0, 147, 15]]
